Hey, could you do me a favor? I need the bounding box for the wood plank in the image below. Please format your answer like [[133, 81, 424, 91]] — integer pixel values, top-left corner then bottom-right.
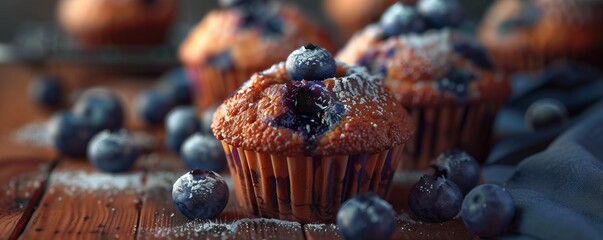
[[0, 158, 55, 240], [19, 159, 144, 239], [136, 154, 305, 240]]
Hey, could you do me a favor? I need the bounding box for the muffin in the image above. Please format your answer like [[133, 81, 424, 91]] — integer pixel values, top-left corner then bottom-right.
[[57, 0, 177, 48], [339, 29, 510, 169], [324, 0, 401, 40], [479, 0, 603, 73], [211, 45, 413, 223], [180, 1, 334, 112], [337, 0, 463, 63]]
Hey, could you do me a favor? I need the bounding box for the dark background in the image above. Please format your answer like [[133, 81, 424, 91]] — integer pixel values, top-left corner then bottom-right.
[[0, 0, 495, 43]]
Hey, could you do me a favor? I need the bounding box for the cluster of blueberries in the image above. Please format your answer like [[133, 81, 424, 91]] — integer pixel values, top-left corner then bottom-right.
[[379, 0, 463, 38], [336, 150, 516, 239]]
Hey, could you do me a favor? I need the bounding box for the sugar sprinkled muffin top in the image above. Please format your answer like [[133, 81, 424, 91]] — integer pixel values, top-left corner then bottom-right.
[[340, 29, 509, 107], [179, 2, 333, 70], [211, 61, 413, 156]]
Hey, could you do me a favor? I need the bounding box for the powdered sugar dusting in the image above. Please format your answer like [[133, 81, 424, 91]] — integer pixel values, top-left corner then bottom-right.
[[11, 121, 51, 147], [49, 170, 143, 196], [152, 218, 301, 239], [332, 63, 389, 116]]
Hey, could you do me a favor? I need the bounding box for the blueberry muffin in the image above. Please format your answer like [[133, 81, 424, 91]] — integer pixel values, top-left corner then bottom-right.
[[57, 0, 177, 48], [180, 0, 334, 112], [339, 29, 509, 169], [479, 0, 603, 72], [324, 0, 401, 40], [337, 0, 464, 63], [211, 45, 413, 223]]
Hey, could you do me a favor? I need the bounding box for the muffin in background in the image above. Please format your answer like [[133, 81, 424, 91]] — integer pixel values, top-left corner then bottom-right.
[[57, 0, 177, 48], [180, 0, 334, 112], [211, 45, 412, 223], [324, 0, 402, 40], [479, 0, 603, 73], [339, 29, 509, 169]]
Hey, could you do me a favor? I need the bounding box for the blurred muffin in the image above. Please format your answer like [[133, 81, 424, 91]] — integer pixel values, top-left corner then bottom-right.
[[337, 0, 464, 63], [57, 0, 177, 48], [339, 29, 509, 169], [211, 45, 412, 223], [479, 0, 603, 72], [324, 0, 465, 42], [324, 0, 401, 40], [180, 1, 334, 112]]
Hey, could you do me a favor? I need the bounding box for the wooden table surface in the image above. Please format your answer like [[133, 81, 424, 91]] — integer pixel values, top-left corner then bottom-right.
[[0, 64, 476, 240]]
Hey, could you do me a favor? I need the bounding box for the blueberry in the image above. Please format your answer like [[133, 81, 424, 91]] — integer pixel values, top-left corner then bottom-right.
[[417, 0, 463, 29], [165, 106, 200, 153], [408, 175, 463, 222], [336, 193, 396, 240], [29, 75, 63, 107], [286, 44, 336, 81], [136, 89, 175, 125], [181, 134, 227, 172], [430, 150, 481, 195], [434, 66, 476, 102], [525, 99, 568, 130], [72, 88, 124, 132], [453, 40, 495, 70], [172, 169, 229, 219], [219, 0, 266, 8], [271, 81, 344, 153], [461, 184, 515, 237], [157, 68, 193, 106], [206, 51, 234, 72], [200, 104, 219, 135], [48, 111, 96, 158], [380, 3, 427, 38], [87, 130, 139, 173]]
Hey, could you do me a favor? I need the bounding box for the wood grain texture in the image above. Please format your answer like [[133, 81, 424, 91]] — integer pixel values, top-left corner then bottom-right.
[[20, 159, 144, 239], [136, 154, 306, 240], [0, 158, 54, 240]]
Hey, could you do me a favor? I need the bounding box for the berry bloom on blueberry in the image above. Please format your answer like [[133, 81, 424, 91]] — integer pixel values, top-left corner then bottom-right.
[[461, 184, 515, 237], [408, 175, 463, 222], [87, 130, 139, 173], [336, 193, 396, 240], [172, 169, 229, 220], [286, 44, 336, 81]]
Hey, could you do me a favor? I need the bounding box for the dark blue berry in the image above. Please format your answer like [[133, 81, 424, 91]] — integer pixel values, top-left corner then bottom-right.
[[380, 3, 427, 38], [434, 66, 476, 102], [136, 89, 175, 125], [461, 184, 515, 237], [29, 75, 63, 107], [206, 51, 234, 72], [336, 193, 396, 240], [200, 104, 219, 135], [286, 44, 336, 81], [157, 68, 193, 106], [87, 130, 139, 173], [525, 99, 568, 130], [453, 41, 495, 70], [431, 150, 481, 195], [165, 106, 200, 153], [417, 0, 463, 29], [72, 88, 124, 132], [408, 175, 463, 222], [497, 1, 540, 34], [271, 81, 344, 153], [48, 111, 96, 158], [172, 169, 229, 219], [181, 133, 227, 172], [219, 0, 266, 8]]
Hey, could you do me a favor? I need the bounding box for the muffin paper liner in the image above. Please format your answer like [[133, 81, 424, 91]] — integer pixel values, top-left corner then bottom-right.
[[401, 101, 504, 170], [221, 142, 404, 223], [188, 67, 259, 111]]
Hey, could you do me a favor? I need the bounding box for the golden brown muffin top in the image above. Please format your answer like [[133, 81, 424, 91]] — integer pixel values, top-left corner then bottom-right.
[[57, 0, 176, 35], [478, 0, 603, 56], [211, 62, 413, 156], [179, 3, 333, 70], [339, 29, 510, 107]]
